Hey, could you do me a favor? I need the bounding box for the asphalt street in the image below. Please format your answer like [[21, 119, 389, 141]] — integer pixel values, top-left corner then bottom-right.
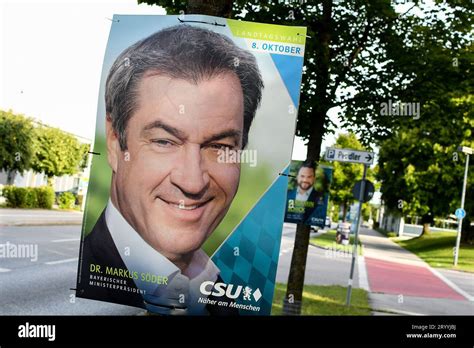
[[0, 209, 83, 226], [2, 222, 471, 316], [0, 225, 144, 315], [276, 223, 360, 288], [1, 222, 359, 315]]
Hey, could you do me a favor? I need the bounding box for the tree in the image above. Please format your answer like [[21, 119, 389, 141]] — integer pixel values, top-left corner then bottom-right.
[[377, 13, 473, 235], [0, 110, 36, 184], [31, 126, 89, 185], [377, 110, 473, 236], [139, 0, 473, 314]]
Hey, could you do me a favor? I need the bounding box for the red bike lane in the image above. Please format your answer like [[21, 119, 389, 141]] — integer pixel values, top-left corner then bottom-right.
[[365, 256, 465, 300]]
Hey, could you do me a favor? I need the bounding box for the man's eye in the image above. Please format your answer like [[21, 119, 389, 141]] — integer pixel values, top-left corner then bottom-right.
[[209, 143, 234, 151], [151, 139, 174, 147]]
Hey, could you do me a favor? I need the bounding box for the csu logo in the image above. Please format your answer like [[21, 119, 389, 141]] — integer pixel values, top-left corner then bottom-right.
[[200, 281, 262, 302]]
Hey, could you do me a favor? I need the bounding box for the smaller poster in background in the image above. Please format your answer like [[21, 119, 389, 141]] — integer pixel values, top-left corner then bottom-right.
[[284, 161, 332, 227]]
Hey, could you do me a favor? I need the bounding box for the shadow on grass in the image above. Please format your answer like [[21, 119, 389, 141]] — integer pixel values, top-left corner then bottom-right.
[[396, 233, 474, 272], [271, 283, 372, 316]]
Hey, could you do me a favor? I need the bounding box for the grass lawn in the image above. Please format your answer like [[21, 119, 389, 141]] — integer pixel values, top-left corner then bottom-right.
[[310, 229, 363, 255], [394, 232, 474, 273], [271, 283, 371, 315]]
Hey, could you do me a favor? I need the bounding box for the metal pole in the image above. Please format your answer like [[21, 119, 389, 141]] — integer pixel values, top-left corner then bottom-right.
[[454, 153, 469, 266], [346, 164, 367, 306]]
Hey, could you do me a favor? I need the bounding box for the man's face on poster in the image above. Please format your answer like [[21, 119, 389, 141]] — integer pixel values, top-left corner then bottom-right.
[[296, 167, 315, 192], [106, 71, 244, 262]]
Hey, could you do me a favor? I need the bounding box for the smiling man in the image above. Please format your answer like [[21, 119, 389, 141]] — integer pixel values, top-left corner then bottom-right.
[[286, 161, 322, 225], [77, 25, 263, 315]]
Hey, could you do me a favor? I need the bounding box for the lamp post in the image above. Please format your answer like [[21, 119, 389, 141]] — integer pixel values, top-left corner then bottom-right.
[[454, 146, 472, 266]]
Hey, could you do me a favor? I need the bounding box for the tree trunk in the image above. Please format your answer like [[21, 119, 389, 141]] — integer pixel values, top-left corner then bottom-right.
[[420, 212, 433, 236], [47, 176, 55, 188], [342, 202, 348, 222], [421, 223, 431, 236], [6, 170, 16, 185], [282, 223, 311, 314], [283, 0, 333, 315]]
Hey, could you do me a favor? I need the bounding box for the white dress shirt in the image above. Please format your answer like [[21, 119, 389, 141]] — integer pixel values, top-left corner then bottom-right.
[[105, 199, 219, 314], [296, 186, 313, 202]]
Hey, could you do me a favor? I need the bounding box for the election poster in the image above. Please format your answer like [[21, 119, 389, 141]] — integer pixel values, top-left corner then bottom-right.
[[76, 14, 307, 316], [284, 161, 332, 228]]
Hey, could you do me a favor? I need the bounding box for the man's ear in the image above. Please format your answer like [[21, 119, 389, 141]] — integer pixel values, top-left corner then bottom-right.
[[106, 115, 120, 173]]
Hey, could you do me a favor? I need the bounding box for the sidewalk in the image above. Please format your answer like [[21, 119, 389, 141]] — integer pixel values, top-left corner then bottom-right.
[[359, 227, 474, 315], [0, 208, 83, 226]]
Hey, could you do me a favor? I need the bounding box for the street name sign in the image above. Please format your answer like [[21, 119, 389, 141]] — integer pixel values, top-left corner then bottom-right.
[[325, 148, 374, 165]]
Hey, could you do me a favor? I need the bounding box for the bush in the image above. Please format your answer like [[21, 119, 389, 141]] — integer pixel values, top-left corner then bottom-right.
[[387, 232, 397, 238], [58, 192, 76, 209], [36, 186, 55, 209], [25, 188, 38, 208], [2, 186, 54, 209], [3, 186, 28, 207]]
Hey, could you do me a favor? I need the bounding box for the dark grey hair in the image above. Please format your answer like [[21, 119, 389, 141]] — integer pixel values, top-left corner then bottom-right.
[[105, 24, 264, 150]]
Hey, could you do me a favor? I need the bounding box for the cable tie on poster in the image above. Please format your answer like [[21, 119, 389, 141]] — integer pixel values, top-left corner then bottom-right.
[[106, 17, 120, 22], [297, 33, 311, 39], [279, 173, 296, 178], [177, 17, 226, 27], [88, 151, 101, 155]]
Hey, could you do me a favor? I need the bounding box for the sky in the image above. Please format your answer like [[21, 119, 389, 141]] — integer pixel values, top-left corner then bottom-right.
[[0, 0, 166, 141], [0, 0, 366, 160]]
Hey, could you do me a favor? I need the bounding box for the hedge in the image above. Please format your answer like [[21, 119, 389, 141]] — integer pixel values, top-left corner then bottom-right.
[[2, 186, 55, 209], [58, 192, 76, 209]]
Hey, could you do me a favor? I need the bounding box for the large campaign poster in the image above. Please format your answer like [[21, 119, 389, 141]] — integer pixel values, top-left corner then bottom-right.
[[76, 14, 306, 315], [284, 161, 332, 227]]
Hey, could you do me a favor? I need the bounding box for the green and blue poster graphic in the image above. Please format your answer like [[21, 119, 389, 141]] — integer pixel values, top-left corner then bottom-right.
[[76, 14, 306, 316], [284, 161, 333, 227]]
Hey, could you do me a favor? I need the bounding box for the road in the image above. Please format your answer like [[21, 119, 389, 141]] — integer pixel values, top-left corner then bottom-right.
[[0, 225, 144, 315], [1, 222, 361, 315], [0, 209, 83, 226], [276, 224, 361, 288]]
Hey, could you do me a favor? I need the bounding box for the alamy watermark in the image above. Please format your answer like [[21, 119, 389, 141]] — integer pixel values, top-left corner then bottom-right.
[[217, 148, 257, 167], [0, 241, 38, 262], [380, 100, 420, 120]]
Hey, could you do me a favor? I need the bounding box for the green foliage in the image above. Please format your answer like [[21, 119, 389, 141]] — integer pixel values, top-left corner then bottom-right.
[[25, 188, 39, 208], [36, 186, 55, 209], [58, 192, 76, 210], [2, 186, 54, 209], [31, 126, 87, 181], [377, 96, 473, 220], [3, 186, 29, 208], [0, 110, 36, 182], [1, 109, 90, 186]]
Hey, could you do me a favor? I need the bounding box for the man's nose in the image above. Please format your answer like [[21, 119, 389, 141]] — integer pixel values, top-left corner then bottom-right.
[[170, 144, 210, 197]]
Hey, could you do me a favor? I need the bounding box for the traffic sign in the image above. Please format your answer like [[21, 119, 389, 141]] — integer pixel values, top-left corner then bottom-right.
[[352, 180, 375, 203], [455, 208, 466, 219], [325, 148, 374, 165]]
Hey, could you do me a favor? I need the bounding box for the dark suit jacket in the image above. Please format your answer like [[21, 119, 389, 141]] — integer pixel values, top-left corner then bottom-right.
[[76, 209, 238, 315], [286, 188, 321, 224]]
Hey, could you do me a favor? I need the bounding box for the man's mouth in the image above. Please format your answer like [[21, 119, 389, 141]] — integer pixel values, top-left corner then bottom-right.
[[156, 196, 213, 210]]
